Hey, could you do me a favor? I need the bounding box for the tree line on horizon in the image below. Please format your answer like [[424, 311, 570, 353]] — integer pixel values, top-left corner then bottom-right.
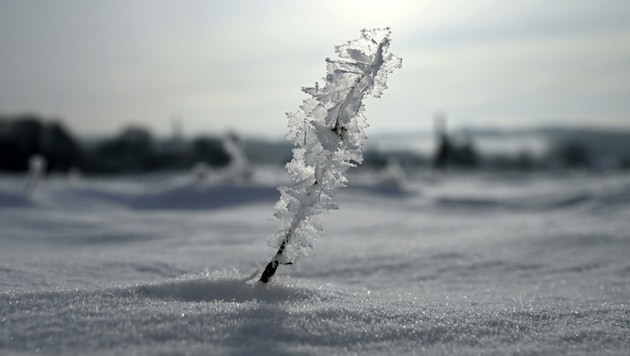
[[0, 114, 232, 174], [1, 114, 628, 175]]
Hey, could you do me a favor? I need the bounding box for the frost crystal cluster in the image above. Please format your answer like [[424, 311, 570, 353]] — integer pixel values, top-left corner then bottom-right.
[[259, 28, 402, 283]]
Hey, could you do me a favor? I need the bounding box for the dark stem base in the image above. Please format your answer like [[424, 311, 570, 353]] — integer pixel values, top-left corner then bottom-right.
[[259, 239, 290, 283], [258, 260, 279, 283]]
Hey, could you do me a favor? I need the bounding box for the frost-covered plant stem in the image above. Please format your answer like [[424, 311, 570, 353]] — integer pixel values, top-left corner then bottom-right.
[[259, 28, 401, 283]]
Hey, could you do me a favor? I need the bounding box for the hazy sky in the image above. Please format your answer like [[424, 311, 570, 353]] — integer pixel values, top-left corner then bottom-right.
[[1, 0, 629, 138]]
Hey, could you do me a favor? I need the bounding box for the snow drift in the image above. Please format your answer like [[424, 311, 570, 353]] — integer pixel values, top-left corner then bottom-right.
[[0, 170, 629, 354]]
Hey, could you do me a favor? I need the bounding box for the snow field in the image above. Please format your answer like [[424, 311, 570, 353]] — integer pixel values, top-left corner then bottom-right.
[[1, 170, 629, 354]]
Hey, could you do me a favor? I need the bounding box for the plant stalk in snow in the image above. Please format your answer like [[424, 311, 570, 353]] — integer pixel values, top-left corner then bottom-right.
[[259, 28, 402, 283]]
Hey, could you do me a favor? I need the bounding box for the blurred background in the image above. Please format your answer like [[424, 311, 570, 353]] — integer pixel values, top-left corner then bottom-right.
[[1, 0, 629, 175]]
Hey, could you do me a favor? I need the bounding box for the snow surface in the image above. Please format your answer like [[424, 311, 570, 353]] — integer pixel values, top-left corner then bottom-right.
[[1, 169, 629, 354]]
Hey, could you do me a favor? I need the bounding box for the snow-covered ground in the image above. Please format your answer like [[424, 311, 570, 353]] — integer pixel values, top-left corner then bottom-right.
[[1, 168, 629, 354]]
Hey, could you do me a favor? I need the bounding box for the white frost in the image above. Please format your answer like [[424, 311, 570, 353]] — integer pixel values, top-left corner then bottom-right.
[[268, 28, 402, 266]]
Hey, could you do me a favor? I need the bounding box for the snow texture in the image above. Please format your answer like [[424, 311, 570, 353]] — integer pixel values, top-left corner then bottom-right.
[[1, 170, 629, 354], [269, 28, 402, 265]]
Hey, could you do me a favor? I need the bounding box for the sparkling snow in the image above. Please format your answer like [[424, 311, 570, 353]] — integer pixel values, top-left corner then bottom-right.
[[1, 169, 629, 354]]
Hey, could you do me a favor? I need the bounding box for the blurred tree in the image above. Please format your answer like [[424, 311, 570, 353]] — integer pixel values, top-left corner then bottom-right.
[[42, 121, 82, 172], [92, 126, 155, 173], [515, 150, 534, 170], [431, 113, 479, 170], [432, 113, 451, 170], [0, 119, 21, 171], [190, 136, 230, 167], [559, 140, 590, 169], [453, 140, 479, 168], [0, 115, 81, 172]]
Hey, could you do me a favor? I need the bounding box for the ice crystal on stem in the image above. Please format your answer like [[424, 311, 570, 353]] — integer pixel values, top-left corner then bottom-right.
[[259, 28, 402, 283]]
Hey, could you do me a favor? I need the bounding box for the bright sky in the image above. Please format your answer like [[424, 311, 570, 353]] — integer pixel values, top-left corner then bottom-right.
[[1, 0, 629, 138]]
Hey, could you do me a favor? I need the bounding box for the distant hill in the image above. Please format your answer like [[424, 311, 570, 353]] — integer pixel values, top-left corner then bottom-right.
[[237, 127, 630, 170], [535, 127, 630, 160], [369, 126, 630, 158]]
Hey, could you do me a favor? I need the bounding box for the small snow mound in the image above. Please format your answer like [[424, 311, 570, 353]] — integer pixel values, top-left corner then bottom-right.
[[136, 269, 317, 303]]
